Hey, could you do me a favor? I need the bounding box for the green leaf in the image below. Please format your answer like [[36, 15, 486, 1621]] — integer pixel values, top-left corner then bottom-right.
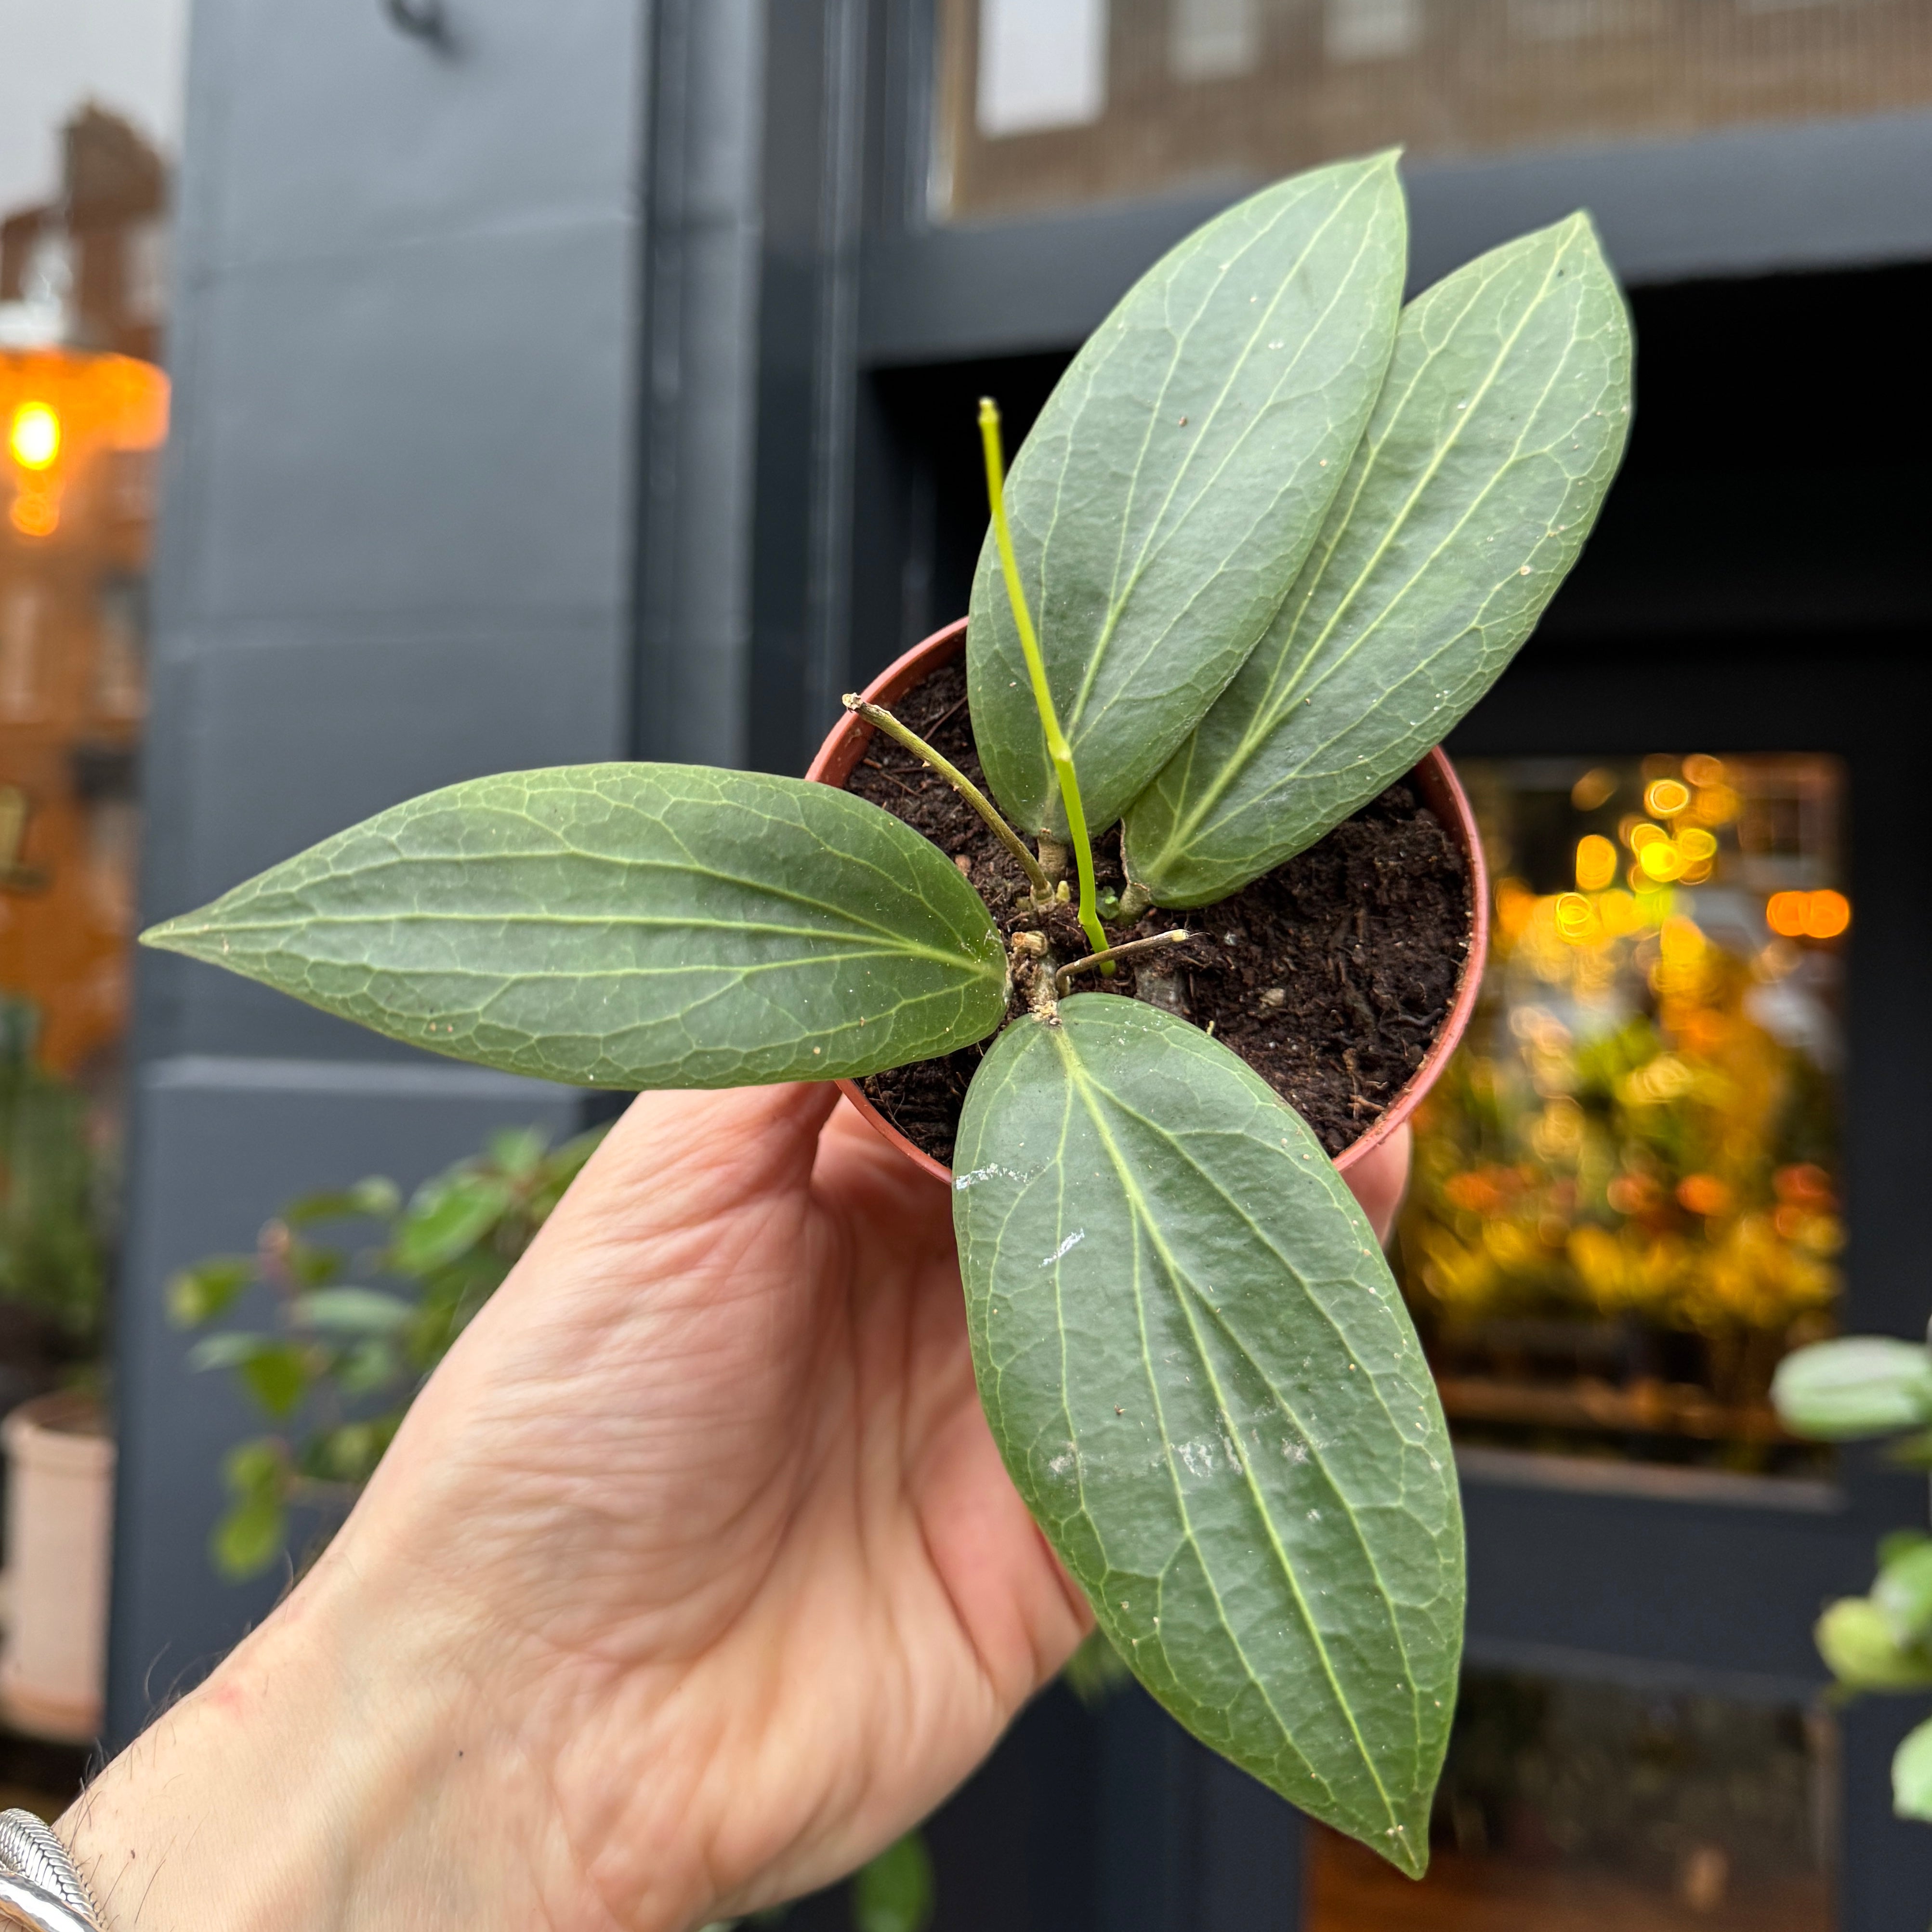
[[391, 1176, 514, 1276], [1773, 1336, 1932, 1440], [953, 995, 1461, 1875], [141, 766, 1008, 1090], [967, 155, 1407, 841], [486, 1124, 551, 1181], [1815, 1597, 1932, 1692], [1875, 1542, 1932, 1648], [290, 1288, 416, 1336], [1895, 1717, 1932, 1822], [214, 1438, 291, 1580], [851, 1832, 934, 1932], [282, 1177, 403, 1227], [213, 1492, 289, 1581], [166, 1256, 255, 1327], [1881, 1530, 1932, 1570], [1124, 213, 1631, 906]]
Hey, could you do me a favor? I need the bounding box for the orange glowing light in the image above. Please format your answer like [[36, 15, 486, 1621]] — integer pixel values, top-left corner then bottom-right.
[[1682, 754, 1727, 788], [1766, 892, 1809, 938], [1806, 890, 1851, 939], [1570, 767, 1617, 812], [8, 401, 59, 471], [1575, 834, 1618, 892], [7, 493, 58, 538], [1645, 777, 1692, 817], [1678, 827, 1718, 863]]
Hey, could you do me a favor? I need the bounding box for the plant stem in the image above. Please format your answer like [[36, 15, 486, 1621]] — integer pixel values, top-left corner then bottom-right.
[[978, 396, 1109, 963], [1054, 930, 1191, 999], [843, 696, 1052, 902]]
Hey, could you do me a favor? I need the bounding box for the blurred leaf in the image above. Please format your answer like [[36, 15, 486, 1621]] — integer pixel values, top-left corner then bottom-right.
[[306, 1416, 399, 1486], [236, 1341, 315, 1420], [291, 1288, 416, 1336], [1875, 1542, 1932, 1647], [1773, 1337, 1932, 1440], [188, 1332, 271, 1371], [335, 1338, 401, 1397], [1816, 1597, 1932, 1692], [1895, 1717, 1932, 1822], [222, 1437, 287, 1495], [212, 1492, 288, 1581], [283, 1237, 346, 1289], [140, 766, 1009, 1090], [167, 1256, 254, 1328], [1887, 1431, 1932, 1470], [1880, 1530, 1932, 1569], [282, 1177, 403, 1227], [968, 154, 1406, 841], [488, 1125, 551, 1181], [390, 1176, 515, 1277], [1062, 1627, 1133, 1709], [851, 1832, 934, 1932]]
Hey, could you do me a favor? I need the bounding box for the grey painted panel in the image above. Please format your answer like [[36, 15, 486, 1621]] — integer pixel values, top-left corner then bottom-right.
[[181, 219, 634, 623], [107, 1056, 581, 1745], [191, 0, 645, 268], [860, 108, 1932, 365]]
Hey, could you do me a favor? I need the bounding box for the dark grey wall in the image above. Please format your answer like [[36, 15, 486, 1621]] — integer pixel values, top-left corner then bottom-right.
[[111, 0, 653, 1741]]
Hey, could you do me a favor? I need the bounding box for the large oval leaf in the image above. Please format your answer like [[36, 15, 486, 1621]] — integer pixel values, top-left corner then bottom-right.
[[143, 765, 1007, 1088], [954, 995, 1462, 1872], [967, 153, 1407, 842], [1123, 213, 1631, 907]]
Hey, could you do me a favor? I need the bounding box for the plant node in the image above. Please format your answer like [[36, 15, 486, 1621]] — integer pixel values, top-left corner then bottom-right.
[[843, 695, 1053, 903], [1053, 930, 1190, 999], [1114, 882, 1155, 923], [1036, 838, 1070, 887]]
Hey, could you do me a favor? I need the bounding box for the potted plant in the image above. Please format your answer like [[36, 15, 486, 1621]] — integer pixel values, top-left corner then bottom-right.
[[0, 1000, 114, 1742], [140, 151, 1631, 1872]]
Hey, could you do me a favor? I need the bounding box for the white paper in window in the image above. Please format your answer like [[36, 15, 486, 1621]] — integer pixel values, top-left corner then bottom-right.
[[977, 0, 1108, 138], [1173, 0, 1261, 81], [1325, 0, 1424, 62]]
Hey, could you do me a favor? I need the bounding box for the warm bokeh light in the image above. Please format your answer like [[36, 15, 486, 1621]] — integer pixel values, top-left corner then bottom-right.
[[1637, 839, 1684, 882], [7, 493, 58, 538], [1645, 777, 1691, 817], [1806, 890, 1851, 939], [1575, 834, 1618, 891], [8, 401, 60, 472], [1571, 767, 1618, 812], [1766, 890, 1851, 941]]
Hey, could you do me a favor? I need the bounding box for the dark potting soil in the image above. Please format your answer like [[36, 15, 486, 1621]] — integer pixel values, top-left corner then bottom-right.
[[844, 658, 1471, 1165]]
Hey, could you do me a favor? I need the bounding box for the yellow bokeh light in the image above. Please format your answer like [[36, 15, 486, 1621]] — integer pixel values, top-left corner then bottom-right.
[[1638, 839, 1684, 882], [8, 401, 60, 472], [1628, 821, 1667, 854], [1660, 915, 1705, 963], [1574, 834, 1618, 892], [1766, 891, 1809, 938], [1806, 890, 1851, 940], [1645, 777, 1692, 817], [1678, 827, 1719, 862]]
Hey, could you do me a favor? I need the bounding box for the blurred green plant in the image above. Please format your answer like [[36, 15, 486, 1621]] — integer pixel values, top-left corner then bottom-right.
[[0, 997, 108, 1364], [169, 1121, 604, 1580], [1774, 1328, 1932, 1820]]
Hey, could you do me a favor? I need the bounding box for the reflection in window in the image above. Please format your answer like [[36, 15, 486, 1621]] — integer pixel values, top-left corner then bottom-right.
[[1396, 755, 1842, 1467], [936, 0, 1932, 220], [1308, 1669, 1833, 1929]]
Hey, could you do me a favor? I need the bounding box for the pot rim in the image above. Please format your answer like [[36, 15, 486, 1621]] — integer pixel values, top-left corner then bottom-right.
[[806, 617, 1490, 1183]]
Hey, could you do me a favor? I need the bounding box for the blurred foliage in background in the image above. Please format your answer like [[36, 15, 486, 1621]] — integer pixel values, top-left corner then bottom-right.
[[169, 1121, 604, 1579], [0, 996, 109, 1366]]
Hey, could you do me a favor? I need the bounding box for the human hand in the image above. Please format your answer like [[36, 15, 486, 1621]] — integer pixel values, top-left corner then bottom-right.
[[65, 1085, 1408, 1932]]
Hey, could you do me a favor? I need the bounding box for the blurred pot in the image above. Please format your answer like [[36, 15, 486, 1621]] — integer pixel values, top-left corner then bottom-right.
[[807, 617, 1490, 1185], [1, 1391, 113, 1742]]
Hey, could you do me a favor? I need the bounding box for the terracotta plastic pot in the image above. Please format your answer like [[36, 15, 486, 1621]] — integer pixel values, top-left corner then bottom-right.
[[0, 1391, 113, 1743], [807, 617, 1490, 1184]]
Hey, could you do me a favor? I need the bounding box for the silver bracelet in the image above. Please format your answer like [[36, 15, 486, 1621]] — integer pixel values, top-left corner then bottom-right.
[[0, 1810, 100, 1932]]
